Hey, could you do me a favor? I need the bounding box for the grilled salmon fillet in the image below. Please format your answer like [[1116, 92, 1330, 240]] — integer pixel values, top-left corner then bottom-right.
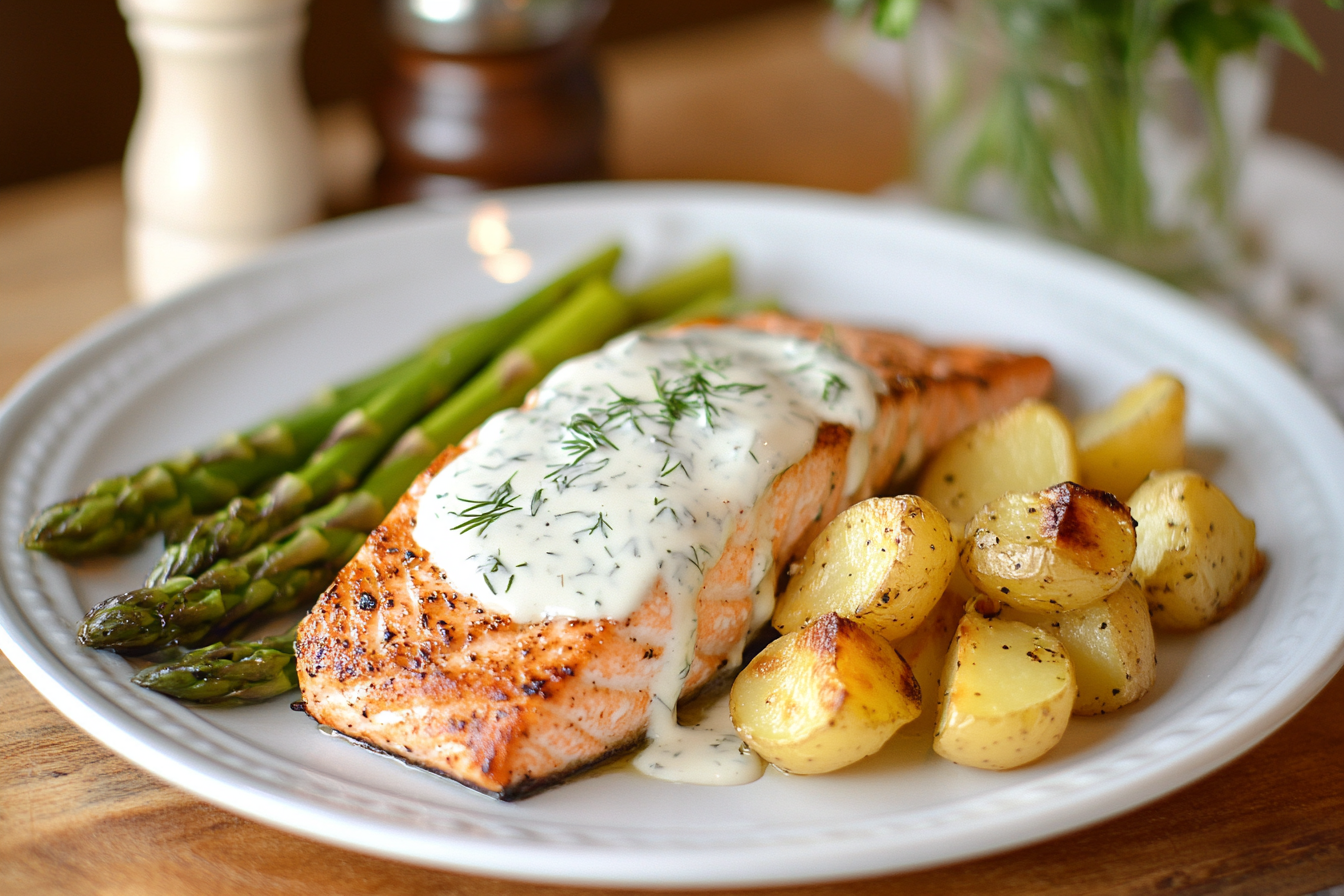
[[296, 314, 1052, 799]]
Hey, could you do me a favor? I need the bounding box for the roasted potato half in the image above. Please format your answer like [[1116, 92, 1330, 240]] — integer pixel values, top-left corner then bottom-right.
[[773, 496, 956, 643], [933, 613, 1075, 770], [917, 399, 1080, 525], [960, 482, 1137, 613], [1129, 470, 1262, 631], [999, 579, 1157, 715], [1077, 373, 1186, 500], [892, 588, 965, 732], [731, 613, 921, 774]]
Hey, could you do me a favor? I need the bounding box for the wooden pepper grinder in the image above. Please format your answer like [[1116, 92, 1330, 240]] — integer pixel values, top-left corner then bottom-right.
[[376, 0, 607, 203], [121, 0, 321, 303]]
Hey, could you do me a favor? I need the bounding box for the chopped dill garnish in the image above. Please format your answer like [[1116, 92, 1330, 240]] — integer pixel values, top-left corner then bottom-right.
[[542, 348, 766, 492], [585, 512, 612, 538], [555, 412, 616, 467], [478, 551, 517, 593], [649, 353, 765, 431], [602, 387, 648, 433], [470, 346, 771, 545], [821, 372, 849, 404], [450, 474, 520, 536], [652, 496, 681, 524], [547, 456, 610, 492], [685, 544, 711, 574], [659, 454, 687, 479]]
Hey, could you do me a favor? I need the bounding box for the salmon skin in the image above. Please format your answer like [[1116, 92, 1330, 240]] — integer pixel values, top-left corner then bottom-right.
[[295, 314, 1053, 800]]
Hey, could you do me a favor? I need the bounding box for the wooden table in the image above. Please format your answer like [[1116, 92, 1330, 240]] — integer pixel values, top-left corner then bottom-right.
[[3, 7, 1342, 895]]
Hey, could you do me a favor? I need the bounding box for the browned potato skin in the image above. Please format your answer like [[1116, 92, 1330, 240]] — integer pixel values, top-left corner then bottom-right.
[[960, 482, 1137, 614], [731, 613, 922, 775], [772, 496, 957, 643]]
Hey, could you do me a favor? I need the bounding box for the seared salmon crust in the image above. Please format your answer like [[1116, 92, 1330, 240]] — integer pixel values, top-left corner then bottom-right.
[[296, 314, 1053, 799]]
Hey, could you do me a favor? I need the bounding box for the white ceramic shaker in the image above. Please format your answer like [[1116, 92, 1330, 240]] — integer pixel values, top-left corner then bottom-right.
[[121, 0, 321, 304]]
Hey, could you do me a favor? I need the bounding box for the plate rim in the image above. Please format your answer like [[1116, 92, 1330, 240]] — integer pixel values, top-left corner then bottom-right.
[[3, 180, 1344, 887]]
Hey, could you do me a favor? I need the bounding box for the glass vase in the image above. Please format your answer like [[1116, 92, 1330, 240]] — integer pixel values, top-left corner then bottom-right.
[[898, 0, 1274, 289]]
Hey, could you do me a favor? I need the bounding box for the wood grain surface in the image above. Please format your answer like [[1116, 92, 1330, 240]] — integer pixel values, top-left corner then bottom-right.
[[2, 7, 1342, 895]]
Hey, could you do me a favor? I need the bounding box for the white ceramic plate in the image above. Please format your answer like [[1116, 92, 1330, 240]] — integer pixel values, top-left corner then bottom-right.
[[3, 183, 1344, 888]]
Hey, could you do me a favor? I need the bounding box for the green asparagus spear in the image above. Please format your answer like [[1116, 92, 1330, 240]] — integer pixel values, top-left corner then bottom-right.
[[626, 250, 734, 322], [21, 337, 428, 561], [145, 247, 622, 585], [82, 527, 369, 651], [78, 277, 635, 653], [132, 626, 299, 705], [649, 293, 781, 327], [24, 249, 622, 563]]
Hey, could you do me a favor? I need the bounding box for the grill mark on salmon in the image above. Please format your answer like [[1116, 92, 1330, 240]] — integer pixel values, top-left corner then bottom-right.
[[296, 314, 1052, 799]]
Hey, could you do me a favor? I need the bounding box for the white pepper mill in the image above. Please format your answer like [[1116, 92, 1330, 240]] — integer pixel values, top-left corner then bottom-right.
[[121, 0, 321, 304]]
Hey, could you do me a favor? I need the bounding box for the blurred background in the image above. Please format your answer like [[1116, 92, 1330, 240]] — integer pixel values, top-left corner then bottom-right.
[[0, 0, 1339, 386], [1, 0, 1339, 193]]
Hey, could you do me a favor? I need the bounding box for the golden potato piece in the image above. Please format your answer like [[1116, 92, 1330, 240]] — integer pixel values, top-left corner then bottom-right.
[[960, 482, 1137, 613], [773, 496, 956, 643], [933, 613, 1075, 770], [1129, 470, 1261, 631], [1077, 373, 1186, 500], [892, 588, 965, 734], [999, 579, 1157, 715], [731, 613, 921, 774], [917, 399, 1080, 525]]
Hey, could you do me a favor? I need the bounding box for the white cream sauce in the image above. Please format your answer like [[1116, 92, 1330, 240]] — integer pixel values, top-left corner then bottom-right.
[[413, 326, 880, 785], [634, 688, 766, 785]]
